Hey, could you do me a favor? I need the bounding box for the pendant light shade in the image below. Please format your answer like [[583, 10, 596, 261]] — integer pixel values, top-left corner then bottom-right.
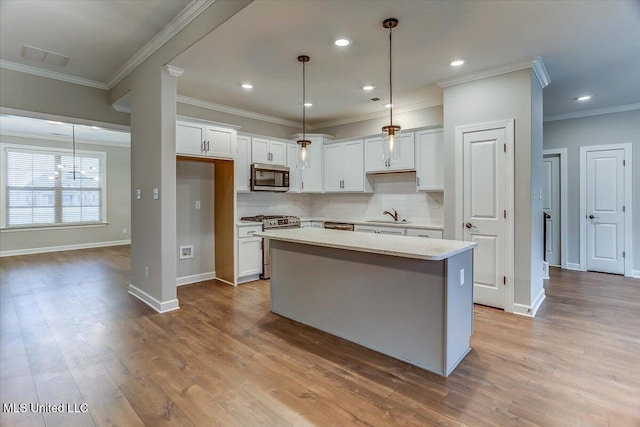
[[297, 55, 311, 169], [382, 18, 401, 162]]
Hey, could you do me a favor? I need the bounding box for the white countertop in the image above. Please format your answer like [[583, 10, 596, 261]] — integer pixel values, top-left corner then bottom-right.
[[256, 228, 476, 261], [301, 217, 443, 230]]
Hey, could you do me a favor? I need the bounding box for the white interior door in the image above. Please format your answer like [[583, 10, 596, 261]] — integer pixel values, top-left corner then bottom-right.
[[543, 155, 560, 266], [586, 149, 625, 274], [463, 128, 507, 309]]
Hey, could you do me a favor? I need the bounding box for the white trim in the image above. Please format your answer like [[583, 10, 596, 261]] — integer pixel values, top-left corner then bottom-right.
[[128, 284, 180, 313], [531, 57, 550, 89], [215, 277, 236, 287], [0, 239, 130, 257], [177, 115, 241, 131], [237, 274, 261, 284], [544, 103, 640, 123], [310, 100, 442, 130], [177, 95, 300, 128], [543, 261, 550, 280], [455, 119, 515, 313], [0, 59, 108, 90], [164, 65, 184, 78], [438, 58, 546, 88], [631, 270, 640, 279], [579, 143, 633, 276], [105, 0, 215, 89], [543, 149, 568, 269], [0, 107, 130, 132], [1, 222, 107, 233], [112, 104, 132, 114], [176, 271, 216, 286], [566, 263, 582, 271], [1, 130, 130, 148], [513, 289, 546, 318]]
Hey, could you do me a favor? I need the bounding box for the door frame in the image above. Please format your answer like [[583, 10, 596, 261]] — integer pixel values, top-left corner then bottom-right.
[[455, 119, 514, 313], [543, 149, 568, 269], [579, 143, 633, 276]]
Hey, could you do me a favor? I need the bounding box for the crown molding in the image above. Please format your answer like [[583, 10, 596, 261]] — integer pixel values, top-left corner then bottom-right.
[[112, 104, 132, 114], [164, 64, 184, 77], [105, 0, 215, 89], [0, 59, 107, 90], [437, 58, 550, 88], [544, 103, 640, 122], [310, 100, 442, 130], [177, 95, 300, 128], [532, 57, 550, 88]]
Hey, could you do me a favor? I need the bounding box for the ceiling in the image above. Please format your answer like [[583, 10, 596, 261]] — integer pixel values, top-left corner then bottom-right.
[[1, 0, 639, 128]]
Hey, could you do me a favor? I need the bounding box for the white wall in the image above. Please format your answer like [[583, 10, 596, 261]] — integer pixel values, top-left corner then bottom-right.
[[443, 69, 542, 308], [544, 109, 640, 273], [0, 135, 130, 255], [176, 160, 215, 280]]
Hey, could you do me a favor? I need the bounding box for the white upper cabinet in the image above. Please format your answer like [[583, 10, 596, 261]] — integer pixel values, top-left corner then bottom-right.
[[290, 135, 329, 193], [323, 139, 366, 192], [286, 143, 300, 193], [251, 137, 286, 166], [415, 129, 444, 191], [235, 135, 251, 192], [176, 120, 235, 159], [365, 132, 415, 173]]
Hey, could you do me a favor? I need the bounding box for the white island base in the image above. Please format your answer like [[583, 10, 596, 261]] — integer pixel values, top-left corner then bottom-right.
[[262, 229, 475, 377]]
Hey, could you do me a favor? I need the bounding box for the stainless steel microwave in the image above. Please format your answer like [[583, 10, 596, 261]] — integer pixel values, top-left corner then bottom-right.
[[251, 163, 290, 192]]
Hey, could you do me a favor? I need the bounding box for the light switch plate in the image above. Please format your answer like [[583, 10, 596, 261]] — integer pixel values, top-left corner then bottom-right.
[[153, 188, 159, 200], [460, 269, 465, 285], [136, 189, 141, 200]]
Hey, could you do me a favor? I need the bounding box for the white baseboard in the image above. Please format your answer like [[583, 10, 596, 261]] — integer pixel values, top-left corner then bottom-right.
[[128, 284, 179, 313], [543, 261, 550, 279], [237, 274, 261, 284], [215, 277, 236, 287], [632, 270, 640, 279], [566, 263, 582, 271], [0, 239, 131, 257], [176, 271, 216, 286], [513, 289, 546, 318]]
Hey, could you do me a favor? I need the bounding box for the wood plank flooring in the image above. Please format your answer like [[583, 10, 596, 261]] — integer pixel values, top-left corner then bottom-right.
[[1, 246, 639, 426]]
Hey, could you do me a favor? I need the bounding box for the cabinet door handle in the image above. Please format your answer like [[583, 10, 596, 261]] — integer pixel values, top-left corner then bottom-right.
[[247, 231, 255, 236], [206, 141, 210, 152], [201, 141, 205, 152]]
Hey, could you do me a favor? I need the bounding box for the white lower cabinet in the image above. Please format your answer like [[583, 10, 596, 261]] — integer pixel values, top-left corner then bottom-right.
[[237, 225, 262, 283], [405, 228, 443, 239], [354, 225, 405, 235]]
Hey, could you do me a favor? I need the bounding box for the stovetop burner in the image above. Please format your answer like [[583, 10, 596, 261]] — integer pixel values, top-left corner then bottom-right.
[[240, 214, 301, 229]]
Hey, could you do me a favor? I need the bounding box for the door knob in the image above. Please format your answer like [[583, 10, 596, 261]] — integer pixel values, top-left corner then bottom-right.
[[588, 214, 600, 219], [465, 223, 474, 229]]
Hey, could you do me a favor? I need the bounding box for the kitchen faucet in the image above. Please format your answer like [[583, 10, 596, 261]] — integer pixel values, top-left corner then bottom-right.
[[383, 208, 398, 221]]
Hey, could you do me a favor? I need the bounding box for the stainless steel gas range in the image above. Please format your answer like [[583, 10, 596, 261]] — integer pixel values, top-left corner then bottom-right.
[[239, 215, 301, 279]]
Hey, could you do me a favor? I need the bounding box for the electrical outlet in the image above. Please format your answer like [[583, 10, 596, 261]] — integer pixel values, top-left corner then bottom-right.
[[153, 188, 159, 200], [136, 189, 141, 200], [144, 267, 149, 278], [195, 200, 201, 209], [122, 228, 127, 234], [460, 269, 465, 285], [179, 245, 194, 260]]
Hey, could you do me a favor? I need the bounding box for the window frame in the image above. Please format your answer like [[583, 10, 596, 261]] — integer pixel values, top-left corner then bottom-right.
[[0, 142, 108, 229]]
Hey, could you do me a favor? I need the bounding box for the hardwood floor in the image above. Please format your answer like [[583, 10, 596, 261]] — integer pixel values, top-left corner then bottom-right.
[[1, 246, 639, 426]]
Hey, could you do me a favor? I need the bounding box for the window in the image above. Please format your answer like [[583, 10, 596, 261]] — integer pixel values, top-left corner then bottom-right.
[[1, 144, 106, 228]]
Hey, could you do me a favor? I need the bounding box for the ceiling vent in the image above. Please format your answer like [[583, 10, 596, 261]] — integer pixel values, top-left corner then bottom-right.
[[370, 97, 381, 102], [22, 45, 70, 67]]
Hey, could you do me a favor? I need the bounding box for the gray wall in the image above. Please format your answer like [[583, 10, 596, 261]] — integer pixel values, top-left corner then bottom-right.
[[176, 160, 215, 279], [544, 109, 640, 272], [178, 103, 298, 139], [313, 105, 443, 140], [0, 135, 130, 254], [0, 69, 130, 126], [443, 69, 542, 307]]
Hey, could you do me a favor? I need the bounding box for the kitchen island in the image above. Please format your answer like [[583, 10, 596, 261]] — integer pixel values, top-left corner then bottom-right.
[[255, 228, 477, 377]]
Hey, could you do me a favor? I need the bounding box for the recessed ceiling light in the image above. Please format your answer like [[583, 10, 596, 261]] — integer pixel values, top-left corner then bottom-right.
[[362, 84, 376, 91], [304, 102, 313, 107], [384, 103, 393, 108], [241, 83, 253, 89], [576, 95, 592, 101], [334, 37, 351, 47], [450, 59, 465, 67]]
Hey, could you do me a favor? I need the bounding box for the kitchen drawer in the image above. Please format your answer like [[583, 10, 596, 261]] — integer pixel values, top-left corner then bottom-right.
[[238, 225, 262, 238], [405, 228, 443, 239]]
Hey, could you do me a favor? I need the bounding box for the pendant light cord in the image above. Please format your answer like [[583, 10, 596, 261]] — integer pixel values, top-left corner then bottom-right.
[[302, 59, 306, 140], [389, 25, 393, 126]]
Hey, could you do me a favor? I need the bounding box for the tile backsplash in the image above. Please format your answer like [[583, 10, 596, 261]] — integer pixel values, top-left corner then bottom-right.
[[237, 173, 443, 225]]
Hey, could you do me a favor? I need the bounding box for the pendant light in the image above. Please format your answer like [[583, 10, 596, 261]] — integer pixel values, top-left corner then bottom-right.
[[382, 18, 401, 162], [297, 55, 311, 169]]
